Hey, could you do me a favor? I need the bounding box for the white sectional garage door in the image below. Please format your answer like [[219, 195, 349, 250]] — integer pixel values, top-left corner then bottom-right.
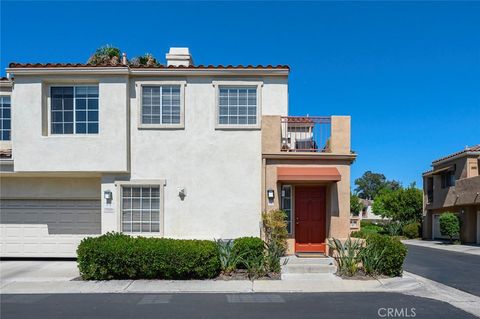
[[0, 199, 101, 257]]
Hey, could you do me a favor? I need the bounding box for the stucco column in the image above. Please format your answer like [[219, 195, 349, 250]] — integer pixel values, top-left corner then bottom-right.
[[330, 116, 351, 155]]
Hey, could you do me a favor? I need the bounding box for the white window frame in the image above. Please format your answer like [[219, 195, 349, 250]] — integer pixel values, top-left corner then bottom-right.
[[46, 84, 100, 136], [136, 81, 186, 129], [213, 81, 262, 130], [116, 180, 166, 236], [0, 95, 11, 141]]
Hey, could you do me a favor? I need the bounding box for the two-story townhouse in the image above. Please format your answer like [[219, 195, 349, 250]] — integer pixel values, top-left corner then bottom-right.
[[0, 47, 356, 257], [422, 145, 480, 244]]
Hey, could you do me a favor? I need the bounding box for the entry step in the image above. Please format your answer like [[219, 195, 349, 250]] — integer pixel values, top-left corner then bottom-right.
[[280, 256, 337, 278]]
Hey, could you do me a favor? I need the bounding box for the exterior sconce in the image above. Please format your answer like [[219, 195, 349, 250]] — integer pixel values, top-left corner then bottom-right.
[[267, 188, 275, 200], [178, 187, 186, 201], [267, 188, 275, 206], [104, 190, 113, 206]]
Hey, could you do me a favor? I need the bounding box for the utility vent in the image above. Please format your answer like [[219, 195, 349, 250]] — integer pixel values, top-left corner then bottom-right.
[[166, 47, 193, 67]]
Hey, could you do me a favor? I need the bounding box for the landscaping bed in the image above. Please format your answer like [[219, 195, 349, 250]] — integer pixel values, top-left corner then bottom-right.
[[77, 210, 288, 281]]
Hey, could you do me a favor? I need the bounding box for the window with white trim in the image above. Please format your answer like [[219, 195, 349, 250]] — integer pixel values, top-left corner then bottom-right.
[[281, 185, 293, 234], [121, 186, 160, 233], [0, 96, 11, 140], [141, 85, 181, 125], [218, 87, 257, 125], [51, 86, 99, 134]]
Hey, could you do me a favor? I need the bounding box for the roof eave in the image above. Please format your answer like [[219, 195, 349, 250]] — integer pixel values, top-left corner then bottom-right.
[[7, 67, 289, 77], [432, 151, 480, 166]]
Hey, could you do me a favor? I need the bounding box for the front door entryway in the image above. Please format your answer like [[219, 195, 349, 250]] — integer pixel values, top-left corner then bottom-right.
[[294, 186, 326, 253]]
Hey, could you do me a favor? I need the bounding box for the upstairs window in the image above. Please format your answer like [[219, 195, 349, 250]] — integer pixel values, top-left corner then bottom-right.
[[441, 171, 455, 188], [50, 86, 99, 134], [0, 96, 11, 140], [218, 87, 257, 126], [141, 85, 181, 125]]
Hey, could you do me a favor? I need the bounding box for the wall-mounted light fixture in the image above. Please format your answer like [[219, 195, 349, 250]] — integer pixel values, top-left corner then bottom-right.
[[104, 190, 113, 206], [178, 187, 187, 201], [267, 188, 275, 200], [267, 188, 275, 206]]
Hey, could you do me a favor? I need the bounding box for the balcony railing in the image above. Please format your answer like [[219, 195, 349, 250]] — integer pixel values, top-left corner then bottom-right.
[[280, 116, 331, 152]]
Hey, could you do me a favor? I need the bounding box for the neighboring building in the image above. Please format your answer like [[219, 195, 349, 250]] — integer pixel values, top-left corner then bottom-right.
[[422, 145, 480, 244], [0, 47, 356, 257], [358, 199, 388, 222]]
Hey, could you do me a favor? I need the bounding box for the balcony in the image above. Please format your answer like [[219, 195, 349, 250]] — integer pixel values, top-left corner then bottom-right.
[[280, 116, 331, 152], [261, 115, 352, 157]]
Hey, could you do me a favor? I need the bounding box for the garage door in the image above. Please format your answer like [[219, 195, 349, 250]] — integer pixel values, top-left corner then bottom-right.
[[0, 199, 101, 257], [432, 213, 460, 240]]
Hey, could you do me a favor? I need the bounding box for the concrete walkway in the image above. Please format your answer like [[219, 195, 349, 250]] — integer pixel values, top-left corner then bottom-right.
[[1, 260, 479, 318], [403, 239, 480, 256]]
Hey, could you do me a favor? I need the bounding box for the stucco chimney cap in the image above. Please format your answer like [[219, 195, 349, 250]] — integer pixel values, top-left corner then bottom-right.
[[166, 47, 193, 67]]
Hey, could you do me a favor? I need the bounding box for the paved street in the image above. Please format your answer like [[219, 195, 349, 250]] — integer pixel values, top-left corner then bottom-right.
[[404, 244, 480, 296], [1, 292, 476, 319]]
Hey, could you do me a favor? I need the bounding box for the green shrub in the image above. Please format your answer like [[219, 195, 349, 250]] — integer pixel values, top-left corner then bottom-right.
[[262, 210, 288, 255], [232, 237, 265, 269], [77, 233, 220, 280], [351, 230, 369, 239], [384, 221, 403, 236], [365, 234, 407, 277], [402, 222, 421, 239], [439, 212, 460, 243]]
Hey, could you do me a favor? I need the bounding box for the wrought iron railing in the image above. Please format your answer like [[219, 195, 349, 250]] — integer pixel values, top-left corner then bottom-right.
[[280, 116, 331, 152]]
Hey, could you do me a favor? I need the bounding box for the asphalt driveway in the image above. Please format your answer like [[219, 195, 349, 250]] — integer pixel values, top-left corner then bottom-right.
[[1, 293, 475, 319], [404, 244, 480, 296]]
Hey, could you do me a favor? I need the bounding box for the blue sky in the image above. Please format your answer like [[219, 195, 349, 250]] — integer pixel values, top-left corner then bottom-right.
[[1, 1, 479, 188]]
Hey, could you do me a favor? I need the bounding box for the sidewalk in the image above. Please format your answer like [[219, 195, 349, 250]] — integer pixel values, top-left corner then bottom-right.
[[1, 260, 479, 318], [403, 239, 480, 256]]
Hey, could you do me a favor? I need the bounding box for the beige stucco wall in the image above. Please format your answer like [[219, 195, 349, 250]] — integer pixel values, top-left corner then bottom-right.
[[11, 75, 129, 172], [0, 176, 100, 199], [99, 75, 289, 239]]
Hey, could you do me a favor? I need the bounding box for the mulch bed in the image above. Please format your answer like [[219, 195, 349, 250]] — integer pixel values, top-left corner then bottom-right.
[[217, 270, 281, 281]]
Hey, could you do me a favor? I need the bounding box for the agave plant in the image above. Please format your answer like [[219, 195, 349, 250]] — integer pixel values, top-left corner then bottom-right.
[[215, 239, 244, 275], [328, 237, 363, 277]]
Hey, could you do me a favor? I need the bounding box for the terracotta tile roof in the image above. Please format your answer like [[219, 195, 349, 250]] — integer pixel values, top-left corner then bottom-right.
[[0, 149, 12, 159], [432, 144, 480, 164], [8, 62, 290, 70]]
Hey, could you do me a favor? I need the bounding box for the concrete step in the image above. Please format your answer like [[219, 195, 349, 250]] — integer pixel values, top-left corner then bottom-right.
[[280, 255, 337, 276], [281, 264, 336, 274], [281, 273, 336, 281], [281, 256, 334, 265]]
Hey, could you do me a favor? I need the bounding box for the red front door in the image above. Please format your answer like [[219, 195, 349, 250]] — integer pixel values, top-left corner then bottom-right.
[[294, 186, 327, 253]]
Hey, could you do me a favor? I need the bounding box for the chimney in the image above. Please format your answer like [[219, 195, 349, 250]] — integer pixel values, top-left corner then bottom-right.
[[166, 47, 193, 67], [122, 53, 127, 65]]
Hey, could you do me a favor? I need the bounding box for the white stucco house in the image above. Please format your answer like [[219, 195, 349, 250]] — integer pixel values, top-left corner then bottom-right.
[[0, 47, 356, 257]]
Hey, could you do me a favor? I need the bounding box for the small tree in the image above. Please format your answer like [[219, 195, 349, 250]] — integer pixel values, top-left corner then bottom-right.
[[439, 212, 460, 243], [372, 185, 423, 224], [350, 194, 363, 216]]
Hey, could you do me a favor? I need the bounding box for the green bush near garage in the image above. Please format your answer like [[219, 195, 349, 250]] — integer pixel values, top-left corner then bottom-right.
[[77, 232, 221, 280], [402, 222, 421, 239], [232, 236, 265, 269]]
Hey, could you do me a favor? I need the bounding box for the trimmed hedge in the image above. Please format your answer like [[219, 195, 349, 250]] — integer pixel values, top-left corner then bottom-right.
[[77, 233, 220, 280], [365, 234, 407, 277], [232, 236, 265, 269]]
